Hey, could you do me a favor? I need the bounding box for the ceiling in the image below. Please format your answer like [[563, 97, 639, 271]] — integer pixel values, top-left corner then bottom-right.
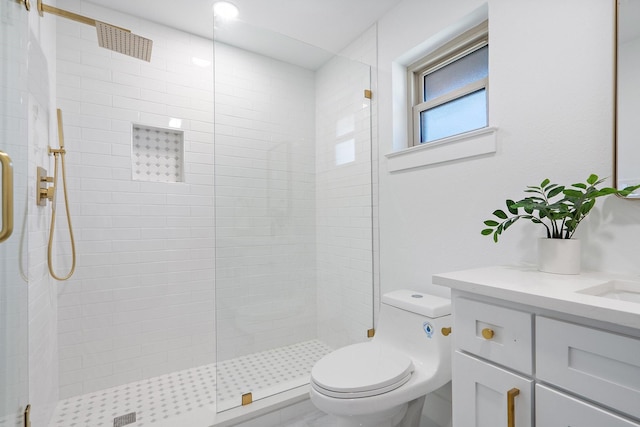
[[85, 0, 404, 68]]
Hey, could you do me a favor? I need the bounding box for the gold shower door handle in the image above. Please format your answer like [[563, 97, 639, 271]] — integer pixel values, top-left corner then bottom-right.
[[0, 151, 14, 243], [507, 387, 520, 427]]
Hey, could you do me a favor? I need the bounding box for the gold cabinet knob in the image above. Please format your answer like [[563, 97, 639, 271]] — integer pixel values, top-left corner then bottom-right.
[[441, 327, 452, 336], [482, 328, 495, 340]]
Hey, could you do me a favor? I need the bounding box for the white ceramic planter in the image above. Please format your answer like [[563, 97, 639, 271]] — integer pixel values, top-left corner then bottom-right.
[[537, 238, 581, 275]]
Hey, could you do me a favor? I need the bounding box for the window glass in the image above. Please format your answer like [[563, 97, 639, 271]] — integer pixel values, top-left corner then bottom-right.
[[419, 89, 487, 143], [409, 21, 488, 146], [423, 45, 488, 103]]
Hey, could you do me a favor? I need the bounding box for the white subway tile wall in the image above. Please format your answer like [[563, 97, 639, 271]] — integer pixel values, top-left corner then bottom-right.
[[55, 0, 215, 399], [214, 43, 318, 362]]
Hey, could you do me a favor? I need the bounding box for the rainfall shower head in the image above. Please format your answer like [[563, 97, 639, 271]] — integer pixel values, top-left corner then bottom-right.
[[37, 0, 153, 62], [96, 21, 153, 62]]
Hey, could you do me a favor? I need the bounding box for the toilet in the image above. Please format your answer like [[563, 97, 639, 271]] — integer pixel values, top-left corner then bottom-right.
[[309, 290, 452, 427]]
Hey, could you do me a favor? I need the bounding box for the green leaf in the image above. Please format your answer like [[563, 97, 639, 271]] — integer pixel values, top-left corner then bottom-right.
[[503, 218, 516, 230], [506, 199, 518, 215], [547, 186, 565, 198], [493, 232, 499, 243], [484, 220, 499, 227], [563, 189, 584, 198], [540, 178, 550, 188], [587, 174, 598, 185], [594, 188, 617, 197], [622, 184, 640, 193], [481, 228, 493, 236], [493, 210, 508, 219], [572, 183, 587, 189], [581, 198, 596, 214]]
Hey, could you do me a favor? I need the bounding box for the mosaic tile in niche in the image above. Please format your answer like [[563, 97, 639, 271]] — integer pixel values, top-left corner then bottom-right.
[[132, 124, 184, 182]]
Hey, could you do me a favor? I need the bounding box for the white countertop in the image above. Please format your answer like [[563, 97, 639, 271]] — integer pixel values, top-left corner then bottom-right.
[[433, 265, 640, 330]]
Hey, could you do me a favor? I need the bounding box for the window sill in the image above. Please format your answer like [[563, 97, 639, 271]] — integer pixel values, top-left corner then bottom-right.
[[385, 127, 497, 173]]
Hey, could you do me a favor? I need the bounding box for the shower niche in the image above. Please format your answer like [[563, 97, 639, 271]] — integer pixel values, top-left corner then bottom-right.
[[131, 124, 184, 183]]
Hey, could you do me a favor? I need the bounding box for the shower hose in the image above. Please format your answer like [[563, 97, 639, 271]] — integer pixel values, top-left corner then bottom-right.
[[48, 109, 76, 280]]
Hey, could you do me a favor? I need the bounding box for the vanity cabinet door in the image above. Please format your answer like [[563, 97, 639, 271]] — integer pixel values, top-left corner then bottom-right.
[[452, 351, 532, 427], [536, 316, 640, 420], [536, 385, 640, 426]]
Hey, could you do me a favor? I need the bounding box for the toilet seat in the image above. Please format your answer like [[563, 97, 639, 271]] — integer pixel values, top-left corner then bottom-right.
[[311, 342, 414, 399]]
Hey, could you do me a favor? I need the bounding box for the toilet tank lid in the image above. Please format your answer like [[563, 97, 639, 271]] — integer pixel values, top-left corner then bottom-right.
[[382, 290, 451, 318]]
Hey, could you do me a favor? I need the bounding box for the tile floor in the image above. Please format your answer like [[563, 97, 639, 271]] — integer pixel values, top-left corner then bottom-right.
[[49, 340, 333, 427]]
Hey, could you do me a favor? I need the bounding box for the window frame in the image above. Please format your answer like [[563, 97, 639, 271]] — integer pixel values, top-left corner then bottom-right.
[[408, 21, 489, 146]]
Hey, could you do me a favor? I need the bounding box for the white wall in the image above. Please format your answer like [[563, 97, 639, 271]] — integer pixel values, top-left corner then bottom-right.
[[55, 0, 215, 399], [377, 1, 639, 425], [377, 0, 640, 303]]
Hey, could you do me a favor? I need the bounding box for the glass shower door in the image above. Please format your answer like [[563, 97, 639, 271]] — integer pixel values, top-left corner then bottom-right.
[[213, 19, 376, 412], [0, 0, 30, 425]]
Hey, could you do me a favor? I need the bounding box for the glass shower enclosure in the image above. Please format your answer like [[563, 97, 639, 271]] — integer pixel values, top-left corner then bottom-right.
[[0, 1, 29, 425], [213, 19, 378, 411]]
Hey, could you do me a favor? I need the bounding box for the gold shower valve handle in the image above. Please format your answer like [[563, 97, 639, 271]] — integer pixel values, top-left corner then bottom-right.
[[36, 166, 55, 206], [441, 327, 452, 336], [482, 328, 495, 340]]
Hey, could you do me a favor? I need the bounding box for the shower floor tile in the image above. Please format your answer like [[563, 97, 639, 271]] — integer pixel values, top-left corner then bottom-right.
[[49, 340, 332, 427], [217, 340, 333, 411]]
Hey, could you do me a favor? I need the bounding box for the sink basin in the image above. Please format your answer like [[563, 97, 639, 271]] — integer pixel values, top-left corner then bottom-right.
[[578, 280, 640, 304]]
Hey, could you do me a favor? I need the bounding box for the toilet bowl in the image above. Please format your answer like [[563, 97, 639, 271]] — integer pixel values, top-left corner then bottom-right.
[[309, 290, 452, 427]]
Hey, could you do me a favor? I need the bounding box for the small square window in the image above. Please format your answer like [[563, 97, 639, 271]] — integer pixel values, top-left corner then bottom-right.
[[408, 21, 488, 146]]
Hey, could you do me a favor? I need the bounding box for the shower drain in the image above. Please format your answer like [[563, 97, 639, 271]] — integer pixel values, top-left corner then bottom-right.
[[113, 412, 136, 427]]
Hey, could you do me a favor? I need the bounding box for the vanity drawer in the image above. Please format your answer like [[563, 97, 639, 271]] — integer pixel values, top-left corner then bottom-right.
[[453, 297, 532, 375], [536, 317, 640, 421], [536, 384, 640, 427]]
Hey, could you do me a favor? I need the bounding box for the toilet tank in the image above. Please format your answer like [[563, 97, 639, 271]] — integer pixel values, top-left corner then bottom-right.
[[375, 290, 452, 367]]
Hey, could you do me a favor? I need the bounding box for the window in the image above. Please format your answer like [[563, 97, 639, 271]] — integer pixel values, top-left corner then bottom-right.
[[408, 21, 488, 146]]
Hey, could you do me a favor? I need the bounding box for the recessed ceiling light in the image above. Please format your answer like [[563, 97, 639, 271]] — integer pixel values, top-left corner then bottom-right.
[[213, 2, 239, 20]]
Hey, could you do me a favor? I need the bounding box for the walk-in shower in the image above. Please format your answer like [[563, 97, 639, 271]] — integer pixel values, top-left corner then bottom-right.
[[2, 0, 378, 425]]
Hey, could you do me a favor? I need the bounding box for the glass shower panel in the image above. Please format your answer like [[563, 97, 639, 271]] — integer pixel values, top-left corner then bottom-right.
[[214, 19, 375, 412], [0, 1, 29, 425]]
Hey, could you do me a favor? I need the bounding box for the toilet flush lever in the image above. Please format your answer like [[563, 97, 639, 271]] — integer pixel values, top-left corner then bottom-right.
[[441, 327, 452, 336]]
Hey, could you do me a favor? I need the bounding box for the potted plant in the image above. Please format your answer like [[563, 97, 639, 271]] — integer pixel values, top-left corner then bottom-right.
[[481, 174, 640, 274]]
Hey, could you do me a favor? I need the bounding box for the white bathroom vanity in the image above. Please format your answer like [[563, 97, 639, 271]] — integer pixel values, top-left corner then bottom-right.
[[433, 266, 640, 427]]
